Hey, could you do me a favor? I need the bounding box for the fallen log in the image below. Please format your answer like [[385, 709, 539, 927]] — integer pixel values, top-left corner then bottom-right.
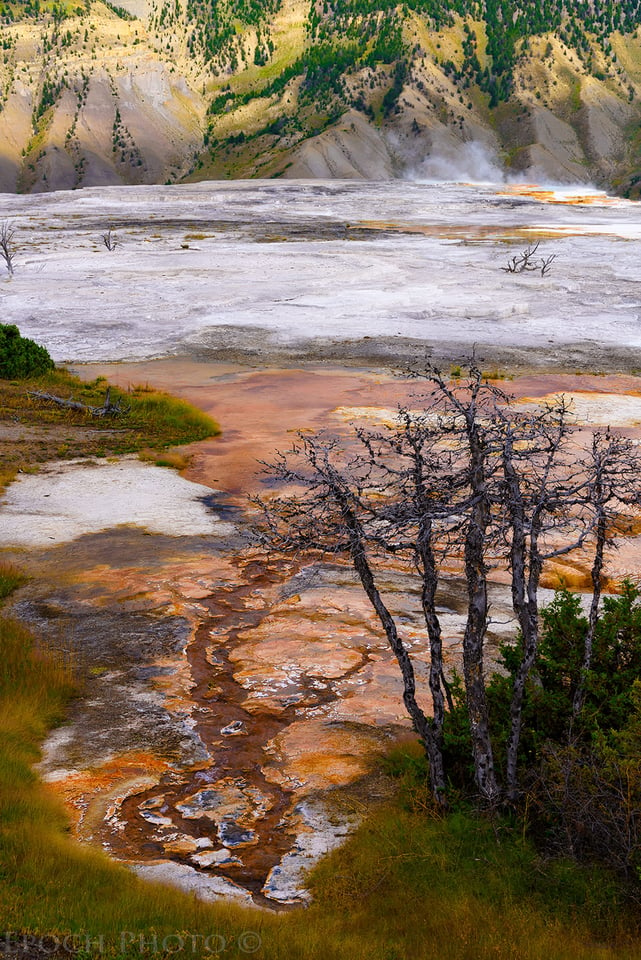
[[27, 386, 130, 417]]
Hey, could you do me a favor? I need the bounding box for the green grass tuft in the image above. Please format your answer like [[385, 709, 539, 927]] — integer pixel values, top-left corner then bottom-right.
[[125, 389, 220, 446], [0, 368, 221, 490], [0, 562, 27, 601]]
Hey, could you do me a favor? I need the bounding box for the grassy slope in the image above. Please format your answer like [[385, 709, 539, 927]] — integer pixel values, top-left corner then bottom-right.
[[0, 367, 220, 490], [6, 0, 641, 191]]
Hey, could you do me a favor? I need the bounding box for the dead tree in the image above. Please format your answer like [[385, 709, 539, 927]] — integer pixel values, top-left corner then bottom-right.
[[255, 368, 507, 805], [502, 241, 541, 274], [571, 430, 641, 720], [408, 367, 505, 804], [353, 407, 467, 805], [502, 241, 556, 276], [255, 366, 641, 808], [27, 386, 129, 417], [101, 228, 118, 251], [253, 433, 451, 806], [0, 221, 16, 276], [497, 398, 592, 798], [539, 253, 556, 276]]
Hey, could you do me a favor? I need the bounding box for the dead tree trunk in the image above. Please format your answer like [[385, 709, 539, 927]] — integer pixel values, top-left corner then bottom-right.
[[28, 386, 128, 417], [417, 515, 453, 721], [0, 221, 15, 277], [346, 508, 448, 804], [571, 430, 635, 720], [410, 365, 501, 804], [461, 410, 499, 804], [253, 435, 449, 806], [502, 428, 545, 799], [462, 475, 499, 803], [572, 500, 605, 720]]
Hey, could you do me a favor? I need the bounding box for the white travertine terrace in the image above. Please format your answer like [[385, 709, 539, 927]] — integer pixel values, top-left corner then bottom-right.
[[0, 179, 639, 364], [0, 458, 233, 546]]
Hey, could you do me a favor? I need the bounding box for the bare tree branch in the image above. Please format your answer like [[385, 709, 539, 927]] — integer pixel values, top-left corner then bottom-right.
[[502, 241, 556, 276], [0, 221, 16, 276], [253, 362, 641, 808], [101, 227, 118, 251]]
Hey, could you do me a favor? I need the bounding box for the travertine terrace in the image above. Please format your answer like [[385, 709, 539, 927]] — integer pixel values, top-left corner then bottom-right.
[[3, 179, 641, 903]]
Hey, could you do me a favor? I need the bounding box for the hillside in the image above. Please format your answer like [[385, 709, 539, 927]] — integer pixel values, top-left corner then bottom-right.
[[3, 0, 641, 192]]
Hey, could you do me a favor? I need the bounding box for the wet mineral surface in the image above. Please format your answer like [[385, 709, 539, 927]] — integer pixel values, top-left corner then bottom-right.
[[5, 362, 641, 905]]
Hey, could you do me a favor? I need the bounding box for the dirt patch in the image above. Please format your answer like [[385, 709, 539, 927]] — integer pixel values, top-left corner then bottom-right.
[[0, 417, 132, 486]]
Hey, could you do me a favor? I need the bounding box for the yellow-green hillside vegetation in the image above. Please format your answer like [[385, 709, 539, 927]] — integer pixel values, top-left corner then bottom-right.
[[3, 0, 641, 191]]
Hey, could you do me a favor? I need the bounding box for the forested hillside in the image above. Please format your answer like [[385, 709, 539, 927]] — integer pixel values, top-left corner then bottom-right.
[[3, 0, 641, 191]]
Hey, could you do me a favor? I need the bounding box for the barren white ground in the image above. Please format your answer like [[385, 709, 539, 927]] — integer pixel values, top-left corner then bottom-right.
[[0, 179, 639, 364], [0, 458, 234, 546]]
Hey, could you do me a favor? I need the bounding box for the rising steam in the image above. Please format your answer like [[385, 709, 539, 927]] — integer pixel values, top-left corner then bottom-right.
[[409, 139, 507, 184]]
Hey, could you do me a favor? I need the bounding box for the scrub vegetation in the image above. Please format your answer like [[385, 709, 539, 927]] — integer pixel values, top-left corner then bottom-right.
[[0, 324, 55, 379], [0, 332, 220, 490]]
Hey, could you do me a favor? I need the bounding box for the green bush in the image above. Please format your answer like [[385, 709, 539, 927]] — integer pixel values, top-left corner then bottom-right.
[[494, 584, 641, 754], [441, 583, 641, 879], [0, 324, 54, 379]]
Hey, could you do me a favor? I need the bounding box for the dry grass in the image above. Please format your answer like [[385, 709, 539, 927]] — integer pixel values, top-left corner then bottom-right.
[[0, 561, 26, 600], [0, 368, 220, 491], [136, 447, 191, 470]]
